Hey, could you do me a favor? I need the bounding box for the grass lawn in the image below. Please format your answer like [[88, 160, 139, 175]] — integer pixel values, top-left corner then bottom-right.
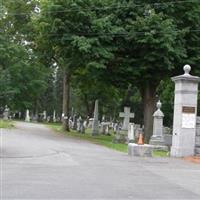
[[48, 123, 169, 156], [0, 120, 14, 128], [48, 123, 128, 153], [153, 150, 169, 157]]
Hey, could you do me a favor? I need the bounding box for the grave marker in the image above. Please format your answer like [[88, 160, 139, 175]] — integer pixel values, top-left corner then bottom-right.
[[119, 107, 134, 130]]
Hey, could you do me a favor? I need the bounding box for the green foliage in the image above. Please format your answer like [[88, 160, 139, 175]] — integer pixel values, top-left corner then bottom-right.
[[0, 0, 49, 112]]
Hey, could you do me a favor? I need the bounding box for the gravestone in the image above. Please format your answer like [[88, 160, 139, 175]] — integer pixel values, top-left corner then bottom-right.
[[77, 116, 82, 132], [47, 116, 51, 123], [53, 110, 56, 122], [119, 107, 135, 130], [100, 122, 110, 135], [128, 123, 135, 143], [150, 100, 165, 145], [25, 109, 30, 122], [43, 111, 47, 121], [92, 100, 99, 136], [19, 112, 22, 119], [3, 105, 9, 120], [113, 123, 120, 134], [79, 117, 85, 134], [83, 120, 87, 128], [72, 115, 77, 130], [88, 118, 94, 128], [171, 65, 200, 157], [69, 117, 73, 129]]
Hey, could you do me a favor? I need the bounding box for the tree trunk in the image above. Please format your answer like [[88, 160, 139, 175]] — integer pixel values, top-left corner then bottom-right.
[[140, 83, 157, 143], [62, 69, 70, 131]]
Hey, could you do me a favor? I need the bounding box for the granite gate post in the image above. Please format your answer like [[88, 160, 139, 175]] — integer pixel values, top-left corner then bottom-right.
[[171, 65, 200, 157]]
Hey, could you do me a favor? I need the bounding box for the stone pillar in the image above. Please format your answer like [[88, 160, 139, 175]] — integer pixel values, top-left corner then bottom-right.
[[150, 100, 165, 145], [171, 65, 200, 157], [92, 100, 99, 135]]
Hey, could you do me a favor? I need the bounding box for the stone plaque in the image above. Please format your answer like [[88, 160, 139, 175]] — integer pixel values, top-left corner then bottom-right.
[[182, 106, 195, 113], [182, 106, 196, 128], [182, 113, 196, 128]]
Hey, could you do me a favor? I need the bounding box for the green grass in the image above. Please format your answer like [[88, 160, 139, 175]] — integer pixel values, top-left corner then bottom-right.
[[0, 120, 14, 128], [48, 123, 128, 153], [153, 150, 169, 157]]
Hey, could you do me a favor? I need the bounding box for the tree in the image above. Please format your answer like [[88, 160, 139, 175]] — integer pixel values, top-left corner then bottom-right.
[[0, 0, 48, 113], [100, 1, 186, 142], [35, 0, 115, 131]]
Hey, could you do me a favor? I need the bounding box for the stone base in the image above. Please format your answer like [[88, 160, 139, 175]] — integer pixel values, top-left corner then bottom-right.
[[128, 143, 154, 157], [149, 136, 165, 146], [152, 145, 169, 151], [171, 146, 195, 157]]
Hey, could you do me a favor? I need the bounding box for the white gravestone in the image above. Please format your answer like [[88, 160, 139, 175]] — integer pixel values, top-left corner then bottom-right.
[[171, 65, 200, 157], [128, 123, 135, 142], [53, 110, 56, 122], [92, 100, 99, 135], [100, 122, 110, 135], [25, 109, 30, 122], [119, 107, 135, 130], [43, 111, 47, 121]]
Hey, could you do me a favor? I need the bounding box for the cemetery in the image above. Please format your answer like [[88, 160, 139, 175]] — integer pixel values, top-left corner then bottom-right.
[[2, 64, 200, 159], [1, 1, 200, 199]]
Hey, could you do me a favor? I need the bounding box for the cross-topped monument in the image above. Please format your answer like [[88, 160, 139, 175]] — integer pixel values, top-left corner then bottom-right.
[[119, 107, 135, 130]]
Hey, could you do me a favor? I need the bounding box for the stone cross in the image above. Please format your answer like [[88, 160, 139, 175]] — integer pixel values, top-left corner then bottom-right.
[[119, 107, 135, 130], [150, 100, 165, 145], [171, 65, 200, 157], [25, 109, 30, 122], [92, 100, 99, 135]]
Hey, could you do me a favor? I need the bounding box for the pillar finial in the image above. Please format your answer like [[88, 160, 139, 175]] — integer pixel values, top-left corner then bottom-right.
[[183, 64, 191, 75], [157, 100, 162, 110]]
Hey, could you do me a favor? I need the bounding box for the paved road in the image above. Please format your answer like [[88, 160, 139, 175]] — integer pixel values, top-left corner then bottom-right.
[[1, 122, 200, 200]]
